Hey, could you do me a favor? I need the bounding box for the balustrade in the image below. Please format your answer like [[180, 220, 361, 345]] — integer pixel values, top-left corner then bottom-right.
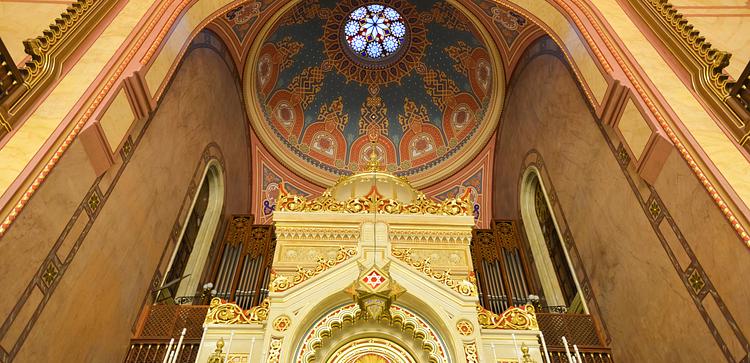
[[124, 304, 208, 363]]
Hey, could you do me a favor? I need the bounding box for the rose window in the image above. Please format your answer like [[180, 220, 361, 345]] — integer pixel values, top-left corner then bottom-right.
[[345, 4, 406, 60]]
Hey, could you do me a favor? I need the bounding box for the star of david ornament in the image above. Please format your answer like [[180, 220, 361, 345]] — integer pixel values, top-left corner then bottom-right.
[[345, 262, 405, 320]]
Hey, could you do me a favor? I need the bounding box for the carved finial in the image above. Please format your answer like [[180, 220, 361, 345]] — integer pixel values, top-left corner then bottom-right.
[[207, 338, 226, 363], [521, 342, 535, 363], [366, 144, 381, 172]]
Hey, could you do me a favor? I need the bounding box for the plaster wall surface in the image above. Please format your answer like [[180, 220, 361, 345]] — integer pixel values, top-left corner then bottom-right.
[[0, 38, 250, 361], [492, 40, 748, 362]]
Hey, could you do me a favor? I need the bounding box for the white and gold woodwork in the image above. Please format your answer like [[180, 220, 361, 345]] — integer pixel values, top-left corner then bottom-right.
[[195, 162, 544, 362]]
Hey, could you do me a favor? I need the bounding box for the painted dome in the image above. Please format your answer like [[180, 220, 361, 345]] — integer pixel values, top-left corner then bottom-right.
[[247, 0, 503, 187]]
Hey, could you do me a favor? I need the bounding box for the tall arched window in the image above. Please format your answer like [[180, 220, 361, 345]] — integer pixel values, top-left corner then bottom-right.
[[520, 167, 586, 313], [160, 161, 225, 303]]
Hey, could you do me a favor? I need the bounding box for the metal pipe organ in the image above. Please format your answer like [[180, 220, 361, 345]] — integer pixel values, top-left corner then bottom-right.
[[471, 220, 534, 313], [208, 215, 275, 310]]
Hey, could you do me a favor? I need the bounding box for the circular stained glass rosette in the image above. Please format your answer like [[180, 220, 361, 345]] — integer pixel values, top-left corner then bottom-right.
[[345, 4, 407, 60]]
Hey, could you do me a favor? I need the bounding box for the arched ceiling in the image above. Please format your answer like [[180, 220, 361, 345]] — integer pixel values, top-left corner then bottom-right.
[[243, 0, 505, 187]]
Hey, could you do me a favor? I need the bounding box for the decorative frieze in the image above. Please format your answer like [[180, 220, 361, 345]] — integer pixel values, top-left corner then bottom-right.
[[476, 303, 539, 330], [269, 246, 357, 292], [204, 298, 269, 325], [391, 248, 477, 296]]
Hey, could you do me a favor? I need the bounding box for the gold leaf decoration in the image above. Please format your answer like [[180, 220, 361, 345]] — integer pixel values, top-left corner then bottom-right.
[[277, 189, 471, 216], [269, 246, 357, 292], [391, 248, 477, 297], [476, 303, 539, 330], [204, 297, 269, 325]]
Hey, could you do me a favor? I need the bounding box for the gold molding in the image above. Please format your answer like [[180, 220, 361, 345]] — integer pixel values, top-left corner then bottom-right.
[[204, 297, 269, 325], [476, 303, 539, 330], [630, 0, 749, 147], [269, 246, 357, 292], [391, 248, 477, 297], [1, 0, 118, 137], [277, 181, 472, 216]]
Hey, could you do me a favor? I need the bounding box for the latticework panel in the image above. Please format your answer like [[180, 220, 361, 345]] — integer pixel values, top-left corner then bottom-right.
[[137, 305, 208, 340], [537, 313, 601, 347]]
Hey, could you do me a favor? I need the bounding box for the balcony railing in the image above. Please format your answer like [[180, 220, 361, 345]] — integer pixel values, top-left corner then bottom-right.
[[546, 347, 614, 363], [124, 304, 208, 363], [537, 313, 613, 362]]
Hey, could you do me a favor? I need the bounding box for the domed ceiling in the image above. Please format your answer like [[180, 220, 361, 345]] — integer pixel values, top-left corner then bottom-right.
[[246, 0, 503, 187]]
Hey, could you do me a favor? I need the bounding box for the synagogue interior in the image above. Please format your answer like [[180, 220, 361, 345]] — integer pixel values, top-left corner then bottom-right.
[[0, 0, 749, 362]]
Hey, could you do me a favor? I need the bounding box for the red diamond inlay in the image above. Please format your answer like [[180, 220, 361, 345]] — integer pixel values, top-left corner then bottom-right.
[[362, 270, 386, 289]]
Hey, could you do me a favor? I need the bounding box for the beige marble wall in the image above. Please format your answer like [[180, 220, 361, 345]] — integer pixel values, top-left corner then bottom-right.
[[0, 35, 251, 361], [492, 38, 748, 361]]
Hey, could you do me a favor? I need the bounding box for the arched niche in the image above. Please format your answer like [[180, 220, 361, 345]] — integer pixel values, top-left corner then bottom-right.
[[163, 160, 226, 299], [292, 302, 452, 363], [519, 166, 587, 313]]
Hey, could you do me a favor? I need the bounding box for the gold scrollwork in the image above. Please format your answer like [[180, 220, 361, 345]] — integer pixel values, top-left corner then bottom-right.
[[476, 303, 539, 330], [269, 246, 357, 292], [204, 298, 269, 325], [391, 248, 477, 297], [277, 187, 471, 216]]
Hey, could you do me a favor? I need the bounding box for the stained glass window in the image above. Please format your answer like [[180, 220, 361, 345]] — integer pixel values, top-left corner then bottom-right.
[[345, 4, 406, 60]]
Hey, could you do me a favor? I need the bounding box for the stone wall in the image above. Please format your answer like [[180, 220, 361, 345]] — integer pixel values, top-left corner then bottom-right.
[[0, 31, 251, 362], [492, 37, 749, 362]]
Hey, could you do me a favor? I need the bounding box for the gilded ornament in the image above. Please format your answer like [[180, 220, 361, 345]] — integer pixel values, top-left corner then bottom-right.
[[207, 338, 225, 363], [463, 342, 479, 363], [521, 343, 536, 363], [688, 269, 705, 295], [456, 319, 474, 336], [391, 248, 477, 297], [204, 298, 269, 325], [267, 337, 283, 363], [276, 177, 472, 216], [269, 246, 357, 292], [272, 315, 291, 332], [476, 303, 539, 330]]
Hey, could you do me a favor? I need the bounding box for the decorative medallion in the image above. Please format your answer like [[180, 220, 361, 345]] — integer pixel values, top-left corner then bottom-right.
[[273, 315, 292, 332], [456, 319, 474, 336], [345, 263, 405, 320], [362, 269, 387, 289], [344, 5, 407, 63], [324, 0, 425, 83]]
